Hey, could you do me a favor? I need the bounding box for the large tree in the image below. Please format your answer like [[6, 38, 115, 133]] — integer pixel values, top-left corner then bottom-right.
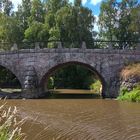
[[99, 0, 139, 48], [45, 0, 95, 48], [0, 0, 13, 16]]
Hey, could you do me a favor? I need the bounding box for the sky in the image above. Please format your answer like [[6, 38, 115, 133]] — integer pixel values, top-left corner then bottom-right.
[[12, 0, 103, 15]]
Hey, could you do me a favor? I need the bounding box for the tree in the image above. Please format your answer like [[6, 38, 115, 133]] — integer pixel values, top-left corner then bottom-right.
[[28, 0, 45, 24], [45, 0, 95, 47], [24, 0, 48, 42], [99, 0, 139, 48], [0, 0, 13, 16], [16, 0, 31, 30], [0, 13, 23, 43], [24, 22, 49, 42], [130, 4, 140, 39]]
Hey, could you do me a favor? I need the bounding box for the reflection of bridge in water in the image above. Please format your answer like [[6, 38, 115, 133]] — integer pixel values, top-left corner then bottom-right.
[[0, 41, 140, 98]]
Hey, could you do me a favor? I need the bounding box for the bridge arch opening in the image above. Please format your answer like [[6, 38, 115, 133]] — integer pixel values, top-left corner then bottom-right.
[[0, 65, 22, 96], [40, 62, 106, 98]]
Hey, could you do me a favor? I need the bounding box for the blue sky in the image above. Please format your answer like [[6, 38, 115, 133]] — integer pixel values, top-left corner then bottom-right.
[[69, 0, 102, 15]]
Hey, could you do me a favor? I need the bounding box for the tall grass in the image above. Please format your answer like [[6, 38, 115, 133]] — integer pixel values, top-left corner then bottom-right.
[[121, 63, 140, 79], [0, 101, 26, 140]]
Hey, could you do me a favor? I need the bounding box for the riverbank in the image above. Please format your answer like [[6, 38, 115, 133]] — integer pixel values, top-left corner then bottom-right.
[[118, 63, 140, 102]]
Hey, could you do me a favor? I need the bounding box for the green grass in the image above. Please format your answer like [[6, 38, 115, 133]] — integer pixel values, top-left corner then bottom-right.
[[118, 85, 140, 102], [0, 102, 26, 140]]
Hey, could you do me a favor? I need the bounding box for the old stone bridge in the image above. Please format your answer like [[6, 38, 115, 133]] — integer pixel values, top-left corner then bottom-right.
[[0, 44, 140, 98]]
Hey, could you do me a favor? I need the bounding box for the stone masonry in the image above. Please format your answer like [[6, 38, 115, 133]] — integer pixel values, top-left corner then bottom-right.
[[0, 47, 140, 98]]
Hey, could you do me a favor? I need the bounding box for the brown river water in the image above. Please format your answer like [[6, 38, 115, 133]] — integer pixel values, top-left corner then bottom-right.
[[1, 90, 140, 140]]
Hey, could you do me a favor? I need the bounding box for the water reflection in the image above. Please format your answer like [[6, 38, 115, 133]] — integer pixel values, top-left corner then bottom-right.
[[1, 99, 140, 140], [46, 89, 101, 99]]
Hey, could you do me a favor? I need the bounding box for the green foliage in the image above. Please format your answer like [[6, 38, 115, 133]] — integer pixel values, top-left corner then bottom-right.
[[15, 0, 31, 31], [24, 22, 49, 42], [0, 0, 13, 16], [28, 0, 45, 24], [98, 0, 139, 48], [47, 77, 54, 89], [130, 5, 140, 38], [0, 14, 22, 43], [47, 64, 97, 89], [118, 84, 140, 102], [90, 80, 102, 93]]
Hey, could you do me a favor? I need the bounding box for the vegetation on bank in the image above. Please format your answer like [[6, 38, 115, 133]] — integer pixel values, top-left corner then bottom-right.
[[118, 84, 140, 102], [0, 102, 25, 140], [118, 63, 140, 102]]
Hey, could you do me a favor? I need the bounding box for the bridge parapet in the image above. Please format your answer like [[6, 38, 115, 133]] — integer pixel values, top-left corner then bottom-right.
[[0, 40, 140, 51], [0, 48, 140, 55]]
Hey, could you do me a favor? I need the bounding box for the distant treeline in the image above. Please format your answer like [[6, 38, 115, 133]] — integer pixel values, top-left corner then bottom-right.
[[0, 0, 140, 48]]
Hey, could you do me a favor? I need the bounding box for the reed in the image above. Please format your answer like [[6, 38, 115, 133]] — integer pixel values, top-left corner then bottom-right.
[[0, 101, 26, 140]]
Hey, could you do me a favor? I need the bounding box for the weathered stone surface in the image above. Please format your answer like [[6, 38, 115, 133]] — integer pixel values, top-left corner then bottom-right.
[[120, 76, 140, 92], [0, 48, 139, 98]]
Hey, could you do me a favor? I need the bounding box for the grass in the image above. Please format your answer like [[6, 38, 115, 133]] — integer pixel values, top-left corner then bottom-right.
[[117, 84, 140, 102], [0, 101, 26, 140], [118, 63, 140, 102]]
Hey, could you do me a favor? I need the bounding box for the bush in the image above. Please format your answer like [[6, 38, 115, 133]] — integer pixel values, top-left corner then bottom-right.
[[118, 85, 140, 102], [0, 102, 26, 140], [90, 80, 102, 93]]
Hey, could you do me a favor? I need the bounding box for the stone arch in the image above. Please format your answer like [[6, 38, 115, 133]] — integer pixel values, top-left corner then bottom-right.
[[39, 61, 107, 98], [0, 64, 22, 89]]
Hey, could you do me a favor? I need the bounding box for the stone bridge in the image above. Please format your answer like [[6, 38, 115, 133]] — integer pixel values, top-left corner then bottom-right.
[[0, 46, 140, 98]]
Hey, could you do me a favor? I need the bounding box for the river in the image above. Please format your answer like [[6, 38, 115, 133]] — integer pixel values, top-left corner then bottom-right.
[[2, 96, 140, 140]]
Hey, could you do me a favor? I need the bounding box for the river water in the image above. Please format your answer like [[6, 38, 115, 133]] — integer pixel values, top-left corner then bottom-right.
[[2, 97, 140, 140]]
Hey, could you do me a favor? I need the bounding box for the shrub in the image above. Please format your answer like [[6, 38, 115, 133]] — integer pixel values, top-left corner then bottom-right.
[[90, 80, 102, 93], [118, 84, 140, 102]]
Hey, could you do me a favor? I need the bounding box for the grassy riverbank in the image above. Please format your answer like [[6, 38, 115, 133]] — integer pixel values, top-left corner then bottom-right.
[[118, 84, 140, 102], [118, 63, 140, 102], [0, 102, 25, 140]]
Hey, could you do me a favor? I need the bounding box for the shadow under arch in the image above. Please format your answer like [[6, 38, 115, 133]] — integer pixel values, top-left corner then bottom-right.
[[40, 61, 106, 98], [0, 65, 22, 93]]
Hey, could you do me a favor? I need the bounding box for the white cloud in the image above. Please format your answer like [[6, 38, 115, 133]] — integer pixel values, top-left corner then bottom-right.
[[90, 0, 102, 5]]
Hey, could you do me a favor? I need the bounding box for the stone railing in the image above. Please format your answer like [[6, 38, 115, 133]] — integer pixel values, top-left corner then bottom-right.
[[0, 41, 140, 53]]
